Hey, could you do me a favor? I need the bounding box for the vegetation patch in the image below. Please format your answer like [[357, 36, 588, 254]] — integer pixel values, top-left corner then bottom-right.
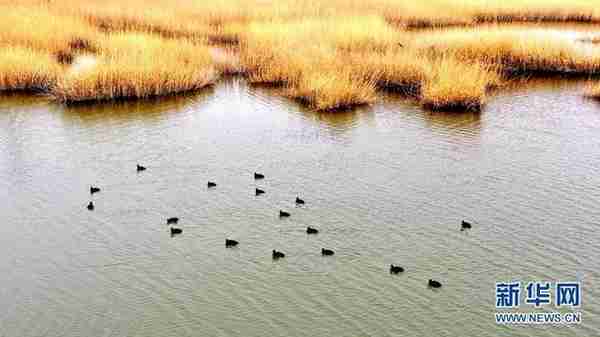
[[2, 0, 600, 111], [52, 33, 216, 102], [0, 47, 62, 91]]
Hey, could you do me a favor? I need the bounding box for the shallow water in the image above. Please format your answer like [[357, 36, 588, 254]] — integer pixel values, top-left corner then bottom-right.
[[1, 79, 599, 337]]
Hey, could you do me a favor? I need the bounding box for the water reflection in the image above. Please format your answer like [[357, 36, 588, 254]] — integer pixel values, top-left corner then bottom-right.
[[0, 92, 51, 110], [379, 92, 483, 137], [56, 89, 215, 126], [297, 105, 373, 129], [421, 110, 482, 134], [246, 80, 374, 135], [503, 76, 589, 92]]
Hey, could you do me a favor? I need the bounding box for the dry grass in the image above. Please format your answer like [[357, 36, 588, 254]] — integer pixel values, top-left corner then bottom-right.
[[0, 47, 62, 91], [53, 33, 216, 102], [0, 5, 99, 55], [468, 0, 600, 24], [382, 0, 600, 28], [289, 70, 378, 110], [353, 49, 427, 94], [421, 55, 502, 111], [285, 51, 379, 110], [239, 16, 406, 108], [1, 0, 600, 110], [412, 26, 600, 75]]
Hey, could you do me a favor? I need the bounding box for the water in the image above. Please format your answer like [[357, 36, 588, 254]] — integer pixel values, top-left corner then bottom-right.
[[0, 79, 599, 337]]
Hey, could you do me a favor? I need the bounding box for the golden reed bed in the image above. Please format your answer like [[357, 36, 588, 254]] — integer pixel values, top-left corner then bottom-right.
[[2, 0, 600, 110]]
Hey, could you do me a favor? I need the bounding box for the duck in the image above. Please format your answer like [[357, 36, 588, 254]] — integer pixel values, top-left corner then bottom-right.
[[306, 226, 319, 234], [461, 220, 472, 230], [254, 172, 265, 180], [87, 201, 94, 211], [167, 217, 179, 225], [272, 250, 285, 259], [390, 265, 404, 274], [295, 197, 305, 205], [321, 248, 334, 256], [207, 181, 217, 188], [428, 279, 442, 288], [279, 210, 291, 218], [170, 227, 183, 235], [136, 164, 146, 172], [255, 188, 265, 196], [90, 186, 100, 194], [225, 239, 239, 247]]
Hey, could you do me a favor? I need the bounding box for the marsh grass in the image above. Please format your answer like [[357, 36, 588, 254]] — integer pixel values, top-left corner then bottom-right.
[[239, 17, 407, 108], [210, 47, 244, 76], [287, 58, 379, 110], [53, 33, 216, 102], [421, 55, 502, 111], [411, 27, 600, 76], [0, 5, 99, 54], [353, 49, 426, 95], [2, 0, 600, 110], [0, 47, 62, 91], [383, 0, 600, 29]]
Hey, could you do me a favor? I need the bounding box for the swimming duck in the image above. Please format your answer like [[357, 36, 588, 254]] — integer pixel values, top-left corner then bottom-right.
[[321, 248, 334, 256], [226, 239, 239, 247], [428, 279, 442, 288], [461, 220, 472, 230], [306, 226, 319, 234]]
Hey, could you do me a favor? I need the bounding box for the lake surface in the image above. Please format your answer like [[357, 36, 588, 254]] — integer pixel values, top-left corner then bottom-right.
[[1, 79, 599, 337]]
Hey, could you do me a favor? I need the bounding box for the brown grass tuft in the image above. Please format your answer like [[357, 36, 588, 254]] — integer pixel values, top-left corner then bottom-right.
[[288, 67, 378, 111], [412, 27, 600, 75], [0, 46, 62, 91], [52, 33, 217, 102], [421, 55, 502, 111], [2, 0, 600, 110], [0, 5, 99, 54]]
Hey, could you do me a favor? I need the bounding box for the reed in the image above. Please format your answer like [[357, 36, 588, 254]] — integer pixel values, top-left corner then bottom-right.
[[420, 55, 502, 111], [52, 33, 216, 102], [0, 46, 62, 91], [1, 0, 600, 110], [0, 5, 99, 55], [352, 49, 426, 95], [383, 0, 600, 28], [412, 27, 600, 75], [286, 52, 379, 110], [239, 17, 405, 109]]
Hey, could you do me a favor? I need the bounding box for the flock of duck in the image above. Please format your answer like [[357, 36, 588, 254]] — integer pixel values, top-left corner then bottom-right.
[[85, 165, 475, 290]]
